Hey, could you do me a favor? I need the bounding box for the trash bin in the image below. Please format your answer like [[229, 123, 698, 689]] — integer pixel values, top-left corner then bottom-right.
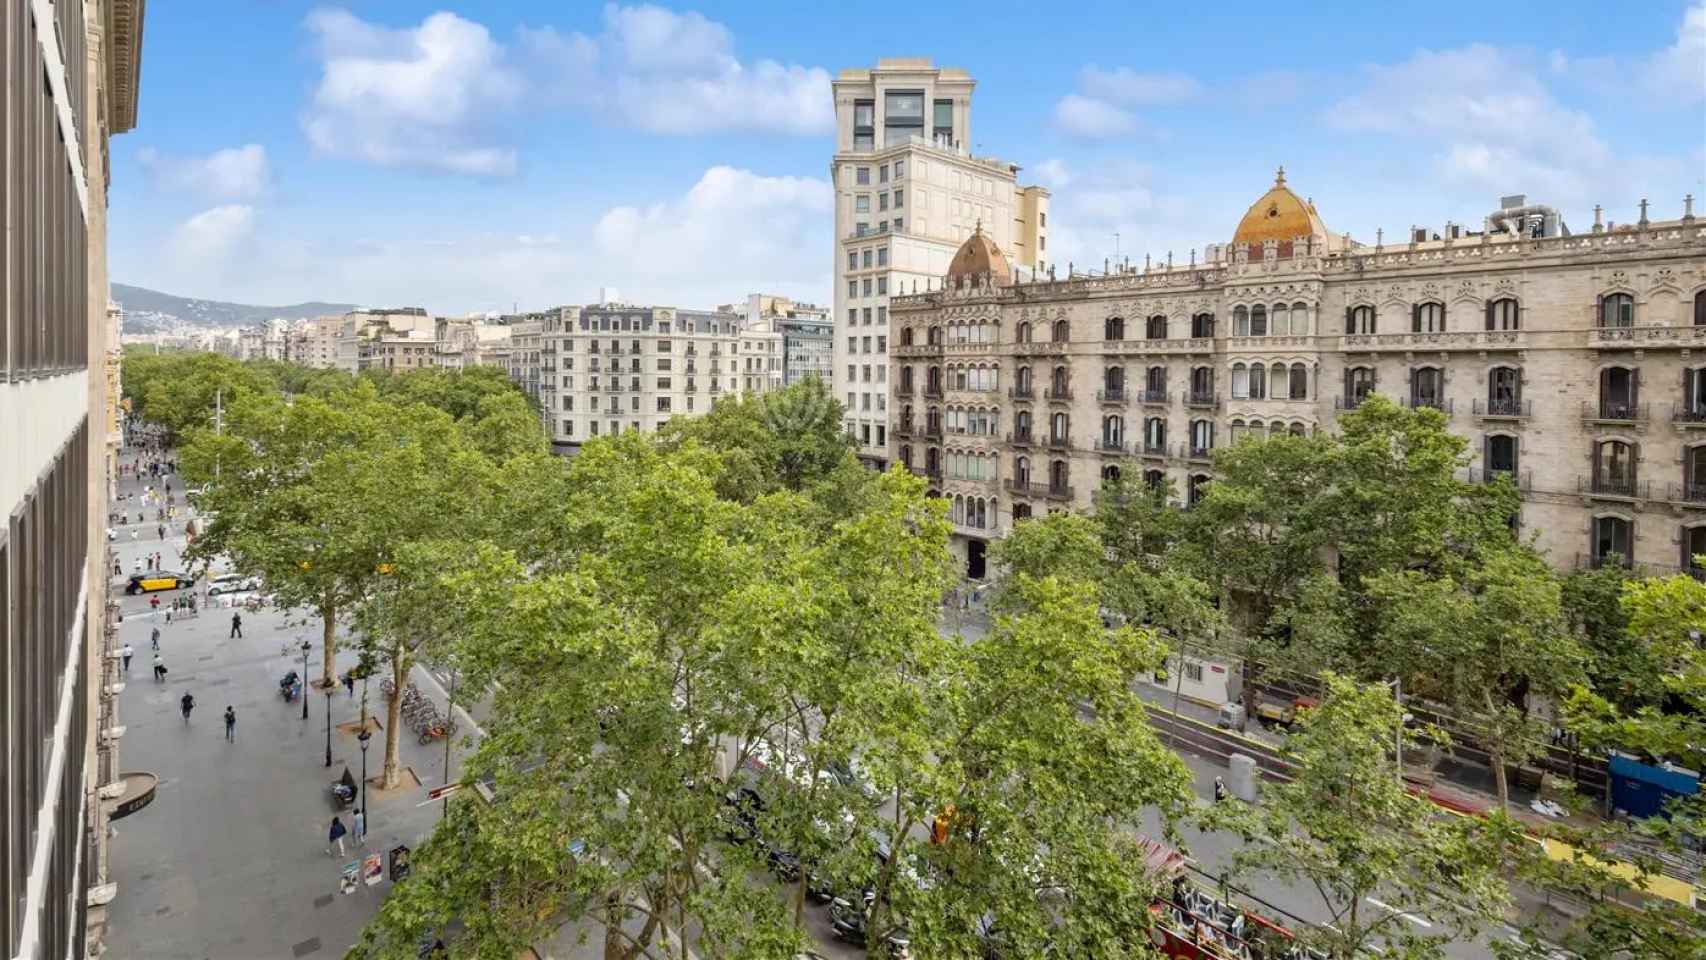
[[1228, 754, 1258, 803], [1217, 703, 1246, 731]]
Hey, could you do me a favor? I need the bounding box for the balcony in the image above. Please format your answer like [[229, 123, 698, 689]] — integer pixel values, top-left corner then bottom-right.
[[1335, 394, 1371, 411], [924, 427, 943, 441], [909, 465, 942, 483], [1006, 478, 1043, 497], [1045, 387, 1074, 402], [1007, 430, 1034, 447], [710, 348, 722, 357], [894, 423, 914, 439], [1673, 403, 1706, 428], [1097, 388, 1127, 404], [685, 362, 697, 374], [896, 383, 914, 397], [710, 383, 723, 394], [685, 346, 698, 356], [1008, 385, 1034, 400], [1046, 434, 1071, 451], [1403, 396, 1453, 414], [1138, 389, 1170, 406], [588, 344, 601, 354], [1013, 340, 1068, 356], [1667, 482, 1706, 506], [1105, 337, 1215, 355], [1580, 400, 1648, 424], [1341, 330, 1524, 352], [1185, 392, 1220, 410], [1046, 483, 1076, 502], [685, 380, 697, 392], [1187, 445, 1214, 462], [1578, 475, 1647, 500], [924, 386, 944, 400], [1470, 467, 1533, 490], [1473, 398, 1531, 419], [1587, 324, 1706, 349], [1139, 442, 1169, 458], [1575, 554, 1706, 580], [1095, 439, 1128, 455]]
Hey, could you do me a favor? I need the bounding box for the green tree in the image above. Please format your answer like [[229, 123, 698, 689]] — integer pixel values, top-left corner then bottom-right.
[[1204, 674, 1521, 960], [1094, 470, 1182, 565], [1365, 546, 1584, 810], [129, 352, 274, 442], [658, 378, 853, 500]]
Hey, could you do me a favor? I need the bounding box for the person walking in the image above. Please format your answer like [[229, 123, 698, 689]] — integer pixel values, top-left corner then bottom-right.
[[328, 816, 348, 857], [230, 612, 243, 639], [157, 523, 166, 540], [179, 691, 195, 723], [152, 654, 164, 682], [120, 643, 134, 672], [224, 706, 236, 742], [133, 557, 143, 574], [1213, 776, 1227, 804], [150, 626, 161, 650], [342, 672, 355, 697], [113, 559, 122, 576], [353, 808, 367, 847], [149, 594, 160, 615]]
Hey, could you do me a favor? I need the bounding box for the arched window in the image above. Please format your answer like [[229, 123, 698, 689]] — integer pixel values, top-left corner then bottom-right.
[[1686, 367, 1706, 420], [1187, 474, 1211, 507], [1413, 302, 1446, 333], [1487, 298, 1520, 331], [1347, 305, 1376, 334], [1105, 316, 1125, 340], [1270, 363, 1287, 396], [1013, 502, 1032, 521], [928, 326, 943, 345], [1289, 363, 1309, 400], [1049, 460, 1069, 492], [1053, 319, 1070, 342], [926, 406, 941, 435], [1146, 315, 1168, 340], [926, 366, 942, 395], [1144, 417, 1167, 451], [1016, 365, 1032, 395], [1146, 365, 1167, 398], [1249, 362, 1267, 399], [1250, 305, 1268, 337], [1192, 313, 1215, 338], [1485, 434, 1518, 480], [1190, 366, 1214, 402], [1228, 419, 1247, 444], [1292, 302, 1309, 335], [1101, 464, 1122, 482], [925, 447, 940, 473], [1050, 365, 1069, 398], [952, 366, 968, 390], [1683, 524, 1706, 574], [1014, 456, 1031, 485], [1288, 422, 1307, 437], [1487, 366, 1521, 415], [900, 404, 915, 429], [1050, 412, 1069, 444], [1346, 366, 1375, 405], [1411, 367, 1445, 409], [1016, 322, 1031, 343], [899, 445, 913, 467], [1015, 410, 1032, 440], [1598, 366, 1638, 419], [1102, 415, 1125, 446], [1143, 469, 1164, 490], [900, 366, 915, 391], [1104, 366, 1125, 397], [1272, 303, 1290, 336], [1233, 306, 1250, 337], [1600, 293, 1635, 329], [900, 327, 914, 346], [1231, 362, 1249, 400], [1593, 440, 1638, 496], [1190, 419, 1214, 457], [1592, 515, 1632, 567]]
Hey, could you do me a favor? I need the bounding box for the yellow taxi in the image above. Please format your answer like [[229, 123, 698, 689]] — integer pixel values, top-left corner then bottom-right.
[[124, 570, 195, 595]]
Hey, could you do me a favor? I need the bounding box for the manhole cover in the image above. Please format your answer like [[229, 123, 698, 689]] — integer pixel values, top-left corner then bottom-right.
[[292, 937, 322, 957], [313, 894, 333, 909], [198, 655, 214, 662]]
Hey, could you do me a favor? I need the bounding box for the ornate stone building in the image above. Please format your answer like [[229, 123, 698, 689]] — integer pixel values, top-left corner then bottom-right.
[[890, 172, 1706, 580]]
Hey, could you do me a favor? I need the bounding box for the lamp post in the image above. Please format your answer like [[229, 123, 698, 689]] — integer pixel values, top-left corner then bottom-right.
[[357, 728, 372, 833], [300, 639, 312, 721], [441, 667, 456, 822], [323, 684, 334, 768]]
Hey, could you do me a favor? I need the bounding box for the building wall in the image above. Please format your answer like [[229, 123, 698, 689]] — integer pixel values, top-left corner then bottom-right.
[[892, 206, 1706, 576]]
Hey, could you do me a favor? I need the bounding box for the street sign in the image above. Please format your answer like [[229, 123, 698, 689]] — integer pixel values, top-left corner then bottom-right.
[[424, 782, 461, 802], [389, 844, 411, 882], [363, 853, 384, 886]]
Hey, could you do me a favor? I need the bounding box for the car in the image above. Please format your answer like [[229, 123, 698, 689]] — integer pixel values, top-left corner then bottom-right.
[[828, 891, 910, 951], [125, 571, 195, 595], [207, 573, 262, 596]]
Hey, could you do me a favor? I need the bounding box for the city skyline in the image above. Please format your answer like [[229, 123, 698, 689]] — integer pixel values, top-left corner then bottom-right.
[[111, 1, 1704, 314]]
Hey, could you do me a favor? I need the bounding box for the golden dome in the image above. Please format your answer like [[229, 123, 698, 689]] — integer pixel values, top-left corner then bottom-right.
[[1231, 166, 1330, 245], [945, 222, 1012, 285]]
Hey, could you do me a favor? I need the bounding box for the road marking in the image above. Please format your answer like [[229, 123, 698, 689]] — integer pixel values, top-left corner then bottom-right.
[[1365, 897, 1431, 928]]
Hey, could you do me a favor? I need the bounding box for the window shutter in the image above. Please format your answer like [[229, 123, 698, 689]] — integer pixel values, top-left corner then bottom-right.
[[1592, 441, 1601, 487], [1345, 306, 1353, 333], [1515, 302, 1522, 331], [1483, 435, 1491, 474], [1485, 301, 1494, 331], [1632, 370, 1641, 411], [1687, 368, 1694, 415], [1595, 294, 1604, 328], [1412, 303, 1421, 333], [1341, 368, 1348, 400]]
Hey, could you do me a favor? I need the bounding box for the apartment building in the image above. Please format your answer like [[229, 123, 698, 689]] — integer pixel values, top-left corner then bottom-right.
[[892, 172, 1706, 579], [293, 316, 344, 369], [542, 302, 758, 451], [1, 2, 146, 957], [830, 58, 1049, 467], [723, 294, 832, 388]]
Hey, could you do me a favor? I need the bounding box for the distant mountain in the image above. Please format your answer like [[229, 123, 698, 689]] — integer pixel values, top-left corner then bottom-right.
[[112, 283, 358, 333]]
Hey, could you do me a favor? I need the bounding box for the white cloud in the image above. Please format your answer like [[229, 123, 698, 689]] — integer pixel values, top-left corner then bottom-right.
[[1641, 2, 1705, 101], [1080, 66, 1201, 104], [1031, 158, 1072, 188], [517, 4, 832, 135], [137, 144, 271, 200], [169, 205, 256, 268], [301, 9, 523, 175], [1052, 95, 1139, 140]]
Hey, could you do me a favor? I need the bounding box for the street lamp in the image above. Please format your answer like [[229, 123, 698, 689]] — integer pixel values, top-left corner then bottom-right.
[[323, 684, 334, 768], [300, 639, 312, 721], [357, 728, 372, 835]]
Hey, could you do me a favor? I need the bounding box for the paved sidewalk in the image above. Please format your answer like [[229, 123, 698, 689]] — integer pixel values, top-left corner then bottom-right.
[[103, 470, 471, 959]]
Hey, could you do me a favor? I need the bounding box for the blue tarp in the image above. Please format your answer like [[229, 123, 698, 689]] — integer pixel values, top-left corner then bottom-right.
[[1609, 753, 1699, 819]]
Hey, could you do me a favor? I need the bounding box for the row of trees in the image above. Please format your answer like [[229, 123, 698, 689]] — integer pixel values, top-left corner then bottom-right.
[[1008, 394, 1705, 958]]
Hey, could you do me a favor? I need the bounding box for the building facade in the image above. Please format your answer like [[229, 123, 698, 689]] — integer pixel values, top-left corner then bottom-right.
[[830, 58, 1049, 467], [1, 1, 145, 957], [892, 173, 1706, 579], [724, 294, 832, 388]]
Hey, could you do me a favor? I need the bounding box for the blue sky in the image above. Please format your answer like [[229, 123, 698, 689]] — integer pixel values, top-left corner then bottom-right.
[[110, 1, 1705, 315]]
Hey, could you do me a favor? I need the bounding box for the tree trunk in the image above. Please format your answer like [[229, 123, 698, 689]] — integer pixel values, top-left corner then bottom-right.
[[383, 654, 404, 789], [602, 892, 625, 960], [320, 598, 338, 689], [1484, 690, 1510, 811]]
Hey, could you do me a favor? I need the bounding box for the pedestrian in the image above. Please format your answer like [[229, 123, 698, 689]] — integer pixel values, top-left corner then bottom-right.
[[113, 559, 122, 576], [180, 691, 195, 722], [342, 672, 355, 696], [328, 816, 348, 857], [152, 654, 164, 682], [149, 594, 160, 614], [121, 643, 134, 672], [224, 706, 236, 742], [353, 808, 366, 847], [157, 524, 165, 540], [133, 557, 143, 573], [1213, 776, 1227, 803], [230, 612, 243, 639], [150, 626, 160, 650]]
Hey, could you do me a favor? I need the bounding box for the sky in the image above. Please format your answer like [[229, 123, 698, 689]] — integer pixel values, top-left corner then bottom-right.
[[109, 1, 1706, 315]]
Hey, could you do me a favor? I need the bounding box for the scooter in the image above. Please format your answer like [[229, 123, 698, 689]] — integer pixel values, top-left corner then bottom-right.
[[279, 670, 302, 702]]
